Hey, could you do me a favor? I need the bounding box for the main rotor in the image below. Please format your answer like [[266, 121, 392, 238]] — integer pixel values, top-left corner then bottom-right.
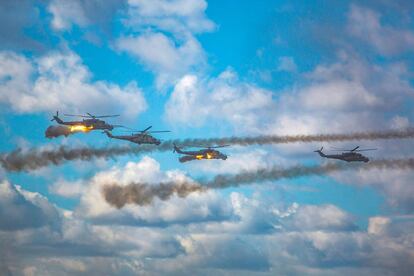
[[63, 112, 120, 119]]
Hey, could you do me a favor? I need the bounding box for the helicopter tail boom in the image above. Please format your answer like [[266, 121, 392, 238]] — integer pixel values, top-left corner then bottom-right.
[[314, 147, 326, 157], [51, 111, 64, 124], [173, 143, 183, 154]]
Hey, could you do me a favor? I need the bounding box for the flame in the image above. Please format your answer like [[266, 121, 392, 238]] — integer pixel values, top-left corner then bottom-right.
[[195, 153, 213, 160], [70, 125, 94, 133]]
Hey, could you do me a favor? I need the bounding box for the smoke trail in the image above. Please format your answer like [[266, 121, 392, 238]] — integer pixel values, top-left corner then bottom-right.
[[171, 128, 414, 146], [103, 181, 205, 208], [2, 128, 414, 172], [45, 125, 73, 138], [102, 158, 414, 208], [0, 145, 157, 172]]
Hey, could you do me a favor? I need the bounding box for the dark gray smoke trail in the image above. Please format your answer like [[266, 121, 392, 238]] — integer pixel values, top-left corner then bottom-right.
[[102, 158, 414, 208], [45, 125, 73, 138], [102, 181, 205, 208], [2, 128, 414, 172], [171, 128, 414, 146], [0, 145, 157, 172]]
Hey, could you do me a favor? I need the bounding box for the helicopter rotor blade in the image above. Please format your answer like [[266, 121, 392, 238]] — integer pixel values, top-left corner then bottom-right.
[[185, 144, 230, 149], [208, 145, 230, 148], [354, 148, 377, 152], [148, 130, 171, 133], [351, 146, 360, 152], [63, 113, 119, 118], [330, 146, 361, 152], [141, 126, 152, 133], [63, 114, 90, 118], [93, 115, 120, 118], [112, 125, 132, 129]]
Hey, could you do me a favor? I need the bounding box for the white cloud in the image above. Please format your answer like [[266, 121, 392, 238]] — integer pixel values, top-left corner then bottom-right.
[[49, 178, 86, 198], [333, 168, 414, 212], [268, 53, 413, 135], [164, 70, 275, 133], [2, 178, 414, 275], [0, 51, 147, 118], [48, 0, 89, 30], [297, 80, 381, 111], [48, 0, 126, 31], [75, 156, 233, 225], [390, 115, 410, 129], [115, 0, 215, 89], [117, 32, 204, 89], [277, 56, 297, 73], [348, 4, 414, 55], [368, 216, 390, 235], [285, 204, 356, 231], [125, 0, 215, 36]]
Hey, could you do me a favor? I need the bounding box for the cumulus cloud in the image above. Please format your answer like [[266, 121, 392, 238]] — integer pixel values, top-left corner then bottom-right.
[[284, 204, 357, 231], [0, 178, 185, 275], [348, 4, 414, 56], [117, 32, 204, 89], [269, 53, 413, 135], [2, 178, 414, 275], [334, 168, 414, 213], [49, 178, 86, 198], [0, 51, 147, 118], [115, 0, 215, 89], [0, 180, 59, 231], [164, 70, 275, 133], [124, 0, 215, 36], [48, 0, 126, 31], [75, 156, 233, 226]]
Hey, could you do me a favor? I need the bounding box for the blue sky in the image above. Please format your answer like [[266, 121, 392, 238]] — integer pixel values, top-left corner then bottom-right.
[[1, 0, 414, 275]]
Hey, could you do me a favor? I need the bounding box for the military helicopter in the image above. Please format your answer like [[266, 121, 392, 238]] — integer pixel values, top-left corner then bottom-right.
[[173, 144, 229, 163], [103, 126, 170, 145], [314, 146, 377, 162], [51, 111, 126, 131]]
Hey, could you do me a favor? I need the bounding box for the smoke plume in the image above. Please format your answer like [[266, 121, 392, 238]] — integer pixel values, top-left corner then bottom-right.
[[2, 128, 414, 172], [0, 145, 155, 172], [102, 158, 414, 208], [102, 181, 205, 208], [171, 128, 414, 146], [45, 125, 73, 138]]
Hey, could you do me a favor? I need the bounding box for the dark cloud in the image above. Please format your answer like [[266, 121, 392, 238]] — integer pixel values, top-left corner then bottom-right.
[[0, 180, 59, 231], [0, 0, 48, 51], [48, 0, 127, 33]]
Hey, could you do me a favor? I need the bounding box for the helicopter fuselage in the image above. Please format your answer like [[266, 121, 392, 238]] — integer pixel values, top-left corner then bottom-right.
[[175, 148, 228, 162], [54, 117, 114, 130], [105, 131, 161, 145], [316, 151, 369, 162]]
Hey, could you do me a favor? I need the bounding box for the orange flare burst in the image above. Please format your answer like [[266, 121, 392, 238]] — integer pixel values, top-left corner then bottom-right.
[[70, 125, 94, 133]]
